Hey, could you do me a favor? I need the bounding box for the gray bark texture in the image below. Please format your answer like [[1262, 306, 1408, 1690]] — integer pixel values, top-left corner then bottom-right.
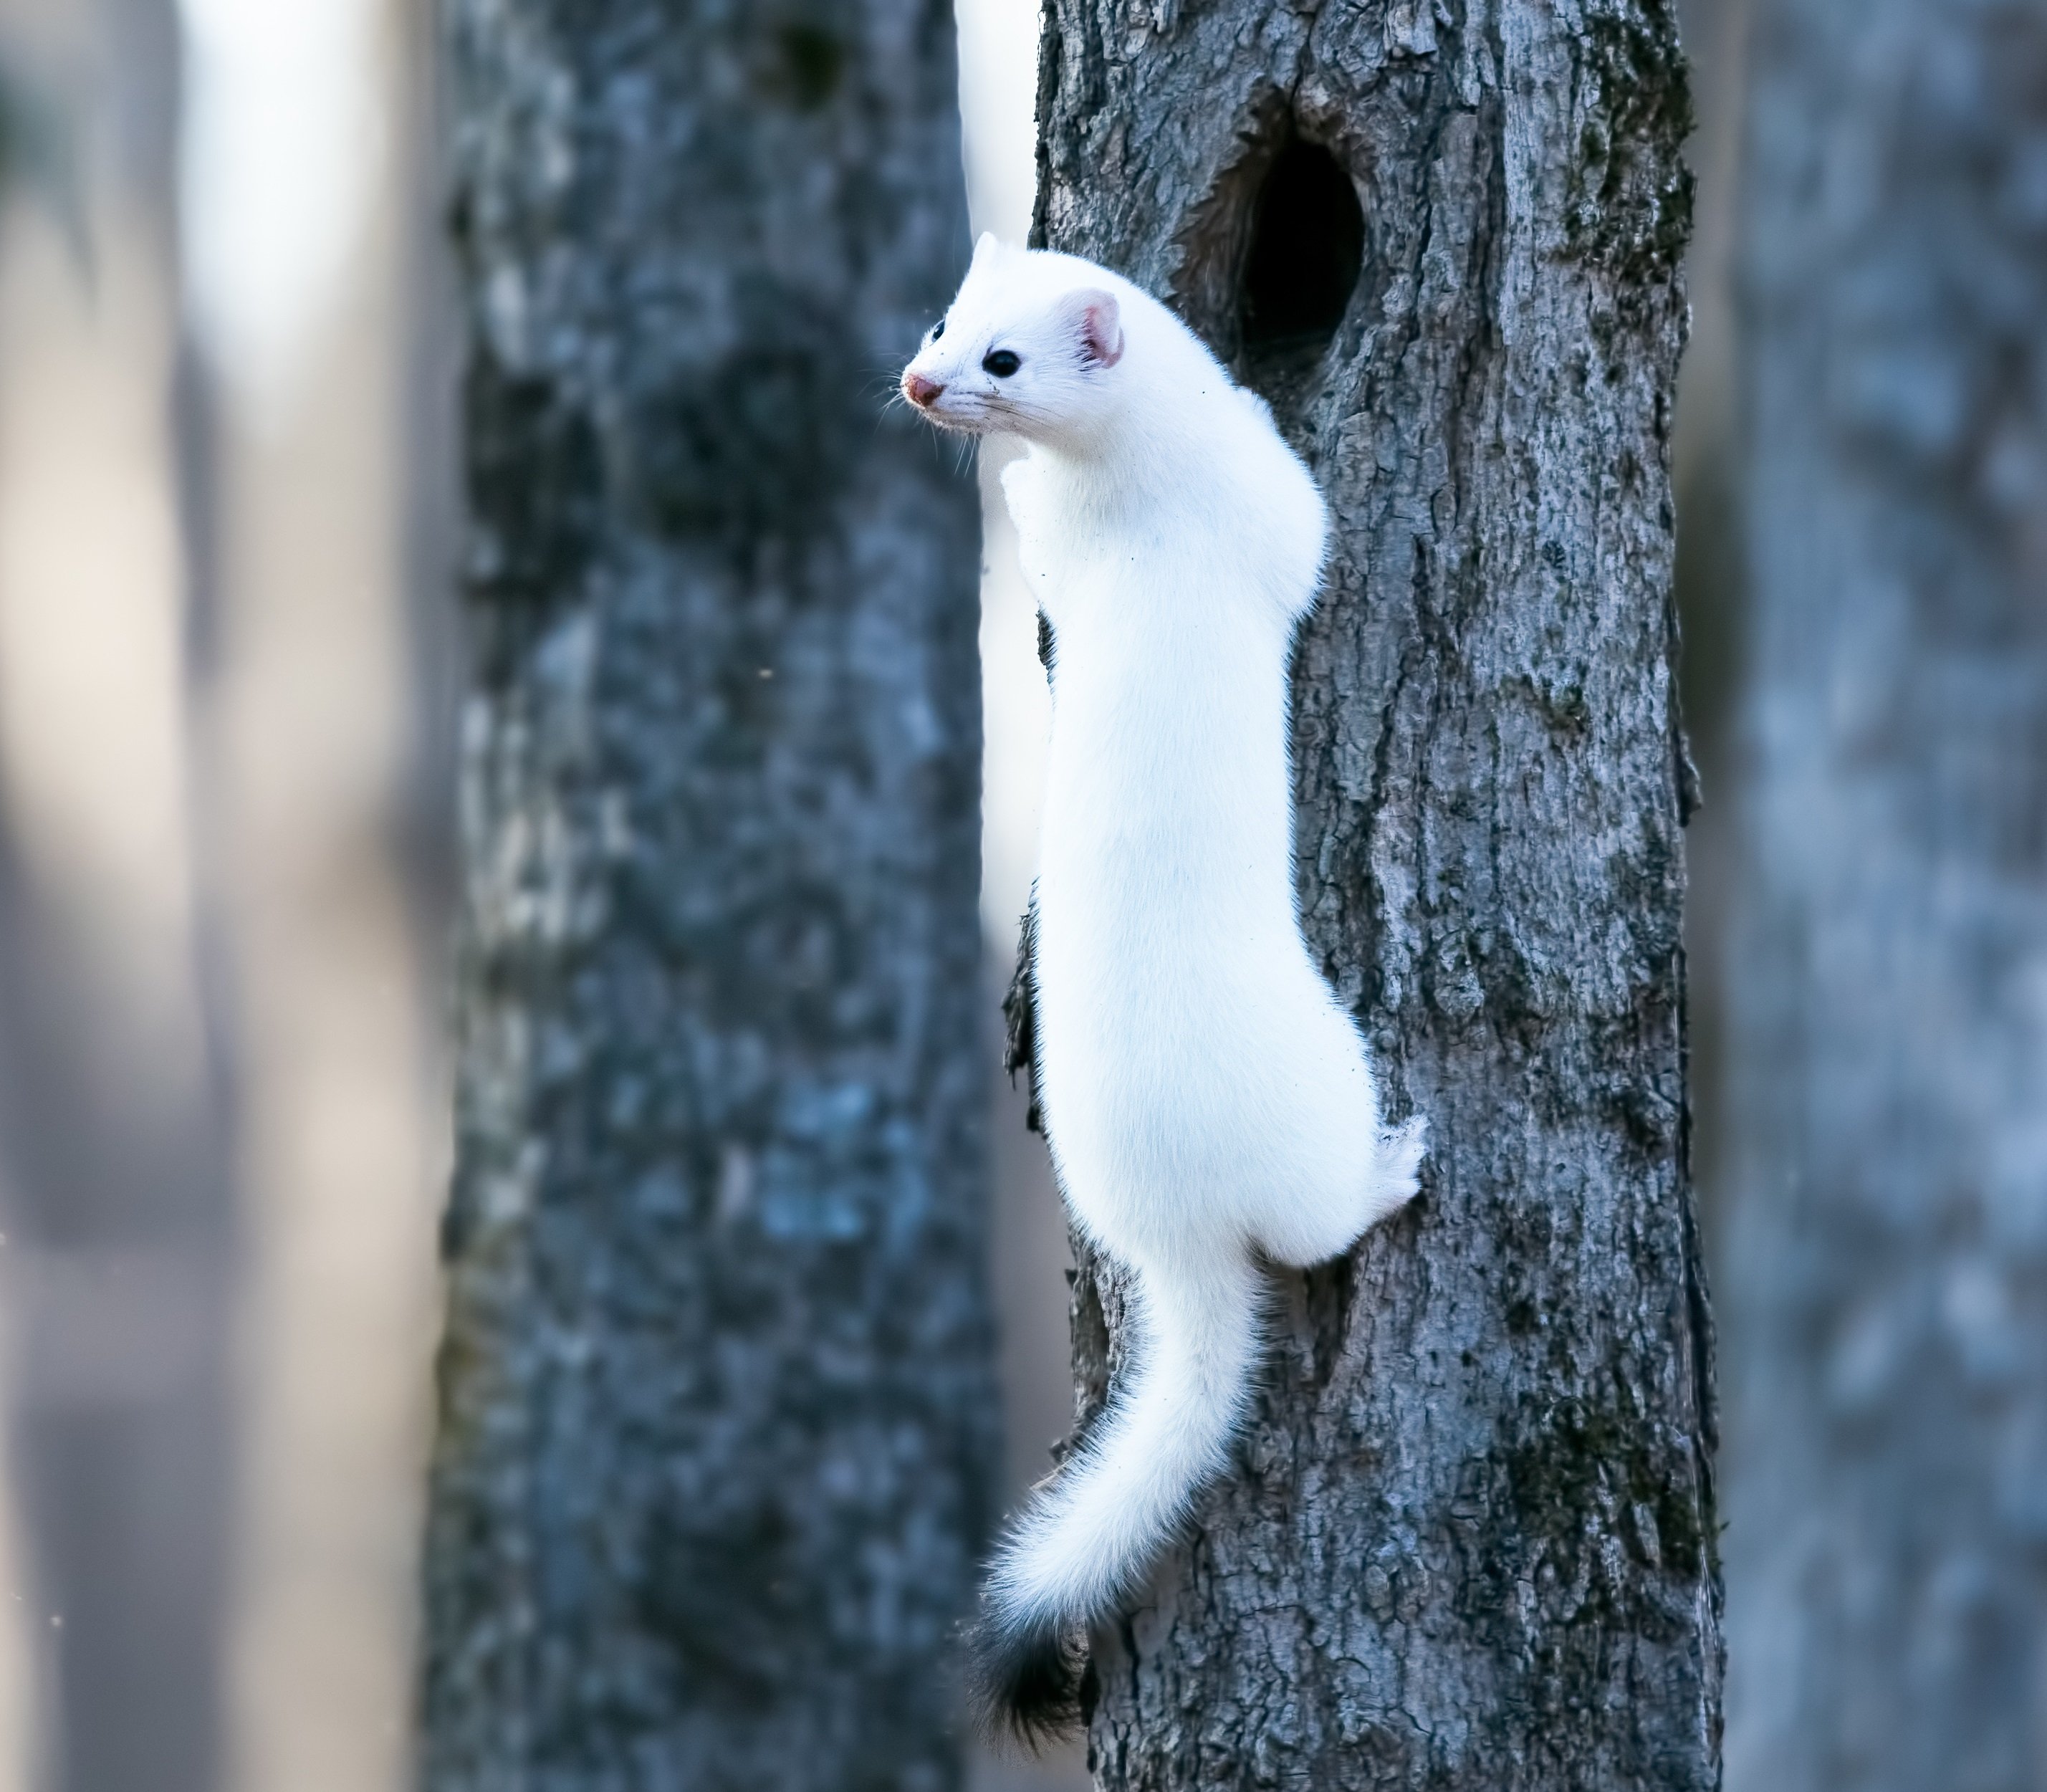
[[418, 4, 998, 1788], [1020, 4, 1722, 1786], [1722, 3, 2047, 1787]]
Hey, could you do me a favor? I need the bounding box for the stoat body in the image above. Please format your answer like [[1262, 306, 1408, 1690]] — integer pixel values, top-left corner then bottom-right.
[[901, 236, 1424, 1743]]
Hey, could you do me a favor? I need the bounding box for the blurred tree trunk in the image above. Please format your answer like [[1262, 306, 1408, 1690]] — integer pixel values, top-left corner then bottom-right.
[[0, 3, 236, 1788], [1722, 3, 2047, 1787], [1025, 4, 1721, 1786], [418, 4, 997, 1788]]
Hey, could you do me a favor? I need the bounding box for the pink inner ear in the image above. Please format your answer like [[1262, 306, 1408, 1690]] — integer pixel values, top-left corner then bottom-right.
[[1073, 289, 1124, 368]]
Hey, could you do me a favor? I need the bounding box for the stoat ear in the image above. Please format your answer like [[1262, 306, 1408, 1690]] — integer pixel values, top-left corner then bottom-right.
[[1065, 289, 1123, 368], [972, 231, 1000, 267]]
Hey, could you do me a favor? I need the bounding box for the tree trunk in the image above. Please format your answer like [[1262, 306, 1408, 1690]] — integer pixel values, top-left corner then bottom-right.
[[1722, 4, 2047, 1787], [1024, 5, 1721, 1786], [418, 4, 997, 1787], [0, 4, 237, 1786]]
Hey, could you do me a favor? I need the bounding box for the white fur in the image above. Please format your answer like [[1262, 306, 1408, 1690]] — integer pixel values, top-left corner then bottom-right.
[[903, 239, 1424, 1677]]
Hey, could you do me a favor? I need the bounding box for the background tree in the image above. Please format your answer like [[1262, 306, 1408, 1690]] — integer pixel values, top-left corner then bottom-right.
[[1019, 4, 1722, 1785], [0, 5, 237, 1788], [418, 3, 999, 1786], [1720, 1, 2047, 1786]]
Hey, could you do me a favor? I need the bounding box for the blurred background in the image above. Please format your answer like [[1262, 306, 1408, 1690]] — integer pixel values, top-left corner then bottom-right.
[[0, 0, 2035, 1789], [0, 2, 452, 1787]]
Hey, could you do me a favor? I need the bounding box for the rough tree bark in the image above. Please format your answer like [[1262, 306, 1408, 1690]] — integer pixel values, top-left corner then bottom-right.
[[1017, 4, 1722, 1786], [419, 4, 997, 1787], [1722, 4, 2047, 1787]]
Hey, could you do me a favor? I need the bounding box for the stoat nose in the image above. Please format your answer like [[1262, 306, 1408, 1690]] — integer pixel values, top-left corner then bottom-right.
[[903, 372, 944, 408]]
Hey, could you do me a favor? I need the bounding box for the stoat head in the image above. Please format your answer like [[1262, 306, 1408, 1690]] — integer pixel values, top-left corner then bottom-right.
[[899, 234, 1128, 449]]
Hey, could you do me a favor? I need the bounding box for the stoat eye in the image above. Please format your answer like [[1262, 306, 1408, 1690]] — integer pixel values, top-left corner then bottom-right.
[[982, 349, 1021, 378], [927, 319, 945, 343]]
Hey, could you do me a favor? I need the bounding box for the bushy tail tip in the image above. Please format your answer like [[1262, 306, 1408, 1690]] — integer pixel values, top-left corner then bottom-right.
[[959, 1604, 1087, 1750]]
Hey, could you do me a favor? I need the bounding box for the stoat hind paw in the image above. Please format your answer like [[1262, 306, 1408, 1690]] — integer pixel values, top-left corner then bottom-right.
[[1378, 1115, 1428, 1209]]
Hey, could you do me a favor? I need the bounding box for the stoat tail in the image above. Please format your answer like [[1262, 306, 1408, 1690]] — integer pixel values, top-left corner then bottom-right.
[[964, 1249, 1265, 1744]]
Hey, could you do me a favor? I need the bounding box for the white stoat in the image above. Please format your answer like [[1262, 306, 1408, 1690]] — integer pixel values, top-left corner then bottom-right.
[[901, 236, 1424, 1741]]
